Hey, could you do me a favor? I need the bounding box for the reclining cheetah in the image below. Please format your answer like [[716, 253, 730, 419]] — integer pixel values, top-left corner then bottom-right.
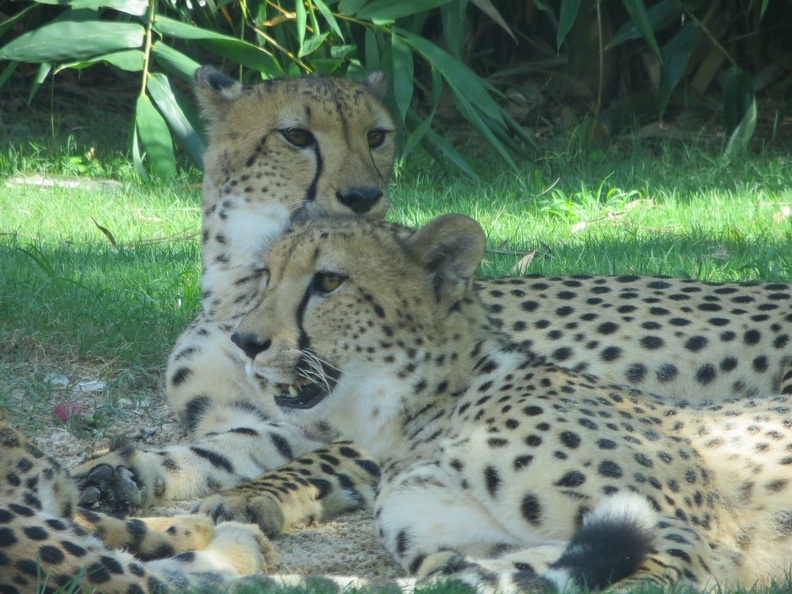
[[0, 423, 274, 593], [227, 214, 792, 592], [75, 67, 792, 526]]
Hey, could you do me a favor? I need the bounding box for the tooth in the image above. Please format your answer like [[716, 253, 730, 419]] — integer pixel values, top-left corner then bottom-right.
[[289, 385, 298, 397]]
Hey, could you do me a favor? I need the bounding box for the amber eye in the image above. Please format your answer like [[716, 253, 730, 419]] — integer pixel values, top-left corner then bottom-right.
[[281, 128, 314, 148], [367, 129, 386, 149], [312, 272, 345, 294]]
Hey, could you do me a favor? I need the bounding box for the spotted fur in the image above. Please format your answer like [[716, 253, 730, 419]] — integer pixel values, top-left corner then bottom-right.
[[227, 214, 792, 592], [0, 424, 275, 594], [74, 68, 792, 528]]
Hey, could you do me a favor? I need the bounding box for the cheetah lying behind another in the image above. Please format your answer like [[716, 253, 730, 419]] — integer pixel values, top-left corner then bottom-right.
[[0, 424, 275, 594], [225, 213, 792, 593]]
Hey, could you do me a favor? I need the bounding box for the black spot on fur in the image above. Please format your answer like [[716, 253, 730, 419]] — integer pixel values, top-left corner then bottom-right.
[[521, 494, 542, 525]]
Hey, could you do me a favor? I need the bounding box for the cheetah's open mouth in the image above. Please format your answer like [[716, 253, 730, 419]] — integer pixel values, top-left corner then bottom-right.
[[273, 361, 339, 410], [272, 353, 340, 410], [274, 381, 330, 409]]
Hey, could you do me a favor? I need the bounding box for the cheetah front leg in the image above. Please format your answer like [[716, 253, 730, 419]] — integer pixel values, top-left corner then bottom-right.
[[73, 417, 325, 515], [194, 440, 379, 536]]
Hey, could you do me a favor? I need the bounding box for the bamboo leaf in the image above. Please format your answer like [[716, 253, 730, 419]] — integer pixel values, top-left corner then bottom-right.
[[27, 63, 51, 104], [449, 84, 517, 170], [154, 16, 283, 76], [357, 0, 453, 20], [338, 0, 367, 15], [556, 0, 582, 51], [130, 123, 148, 180], [151, 42, 201, 82], [0, 4, 37, 38], [396, 28, 504, 126], [420, 126, 480, 181], [33, 0, 148, 16], [57, 49, 144, 72], [402, 68, 441, 156], [135, 94, 177, 179], [620, 0, 663, 61], [658, 21, 702, 116], [723, 67, 756, 157], [470, 0, 516, 42], [0, 61, 19, 88], [299, 33, 328, 58], [364, 28, 380, 69], [0, 20, 144, 62], [313, 0, 344, 39], [295, 0, 307, 54], [390, 32, 414, 124], [608, 0, 680, 49], [147, 72, 206, 167], [724, 95, 757, 158]]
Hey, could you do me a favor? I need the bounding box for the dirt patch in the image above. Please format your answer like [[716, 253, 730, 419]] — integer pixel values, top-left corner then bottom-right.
[[22, 379, 402, 581]]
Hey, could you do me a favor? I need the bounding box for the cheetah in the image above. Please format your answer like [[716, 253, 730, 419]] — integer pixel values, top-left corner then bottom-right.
[[0, 423, 275, 594], [75, 66, 792, 524], [227, 213, 792, 593], [75, 65, 394, 516]]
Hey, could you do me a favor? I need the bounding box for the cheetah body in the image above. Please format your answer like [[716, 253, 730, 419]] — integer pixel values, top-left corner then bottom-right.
[[75, 70, 792, 526], [230, 214, 792, 592]]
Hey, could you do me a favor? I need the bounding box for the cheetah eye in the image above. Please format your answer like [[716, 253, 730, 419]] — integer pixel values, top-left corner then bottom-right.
[[367, 129, 386, 149], [312, 272, 345, 295], [259, 267, 270, 290], [281, 128, 314, 148]]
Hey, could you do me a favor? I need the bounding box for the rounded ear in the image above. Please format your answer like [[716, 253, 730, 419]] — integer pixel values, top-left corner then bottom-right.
[[193, 66, 246, 124], [405, 214, 486, 308], [364, 71, 388, 99]]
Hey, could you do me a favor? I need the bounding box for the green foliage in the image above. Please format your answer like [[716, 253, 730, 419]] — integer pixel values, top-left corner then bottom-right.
[[551, 0, 779, 153], [0, 0, 533, 180]]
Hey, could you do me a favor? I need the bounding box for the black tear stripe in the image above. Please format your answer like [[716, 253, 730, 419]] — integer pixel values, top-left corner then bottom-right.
[[304, 142, 323, 203], [296, 279, 314, 352]]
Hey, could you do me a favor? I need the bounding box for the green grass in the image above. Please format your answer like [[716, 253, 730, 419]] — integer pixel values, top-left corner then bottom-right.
[[3, 114, 792, 428]]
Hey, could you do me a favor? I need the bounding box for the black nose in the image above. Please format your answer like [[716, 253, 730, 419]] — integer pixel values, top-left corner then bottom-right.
[[231, 332, 271, 359], [337, 187, 383, 214]]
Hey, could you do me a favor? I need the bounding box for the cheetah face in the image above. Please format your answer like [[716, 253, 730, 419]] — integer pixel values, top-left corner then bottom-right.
[[195, 67, 396, 221], [231, 215, 485, 427]]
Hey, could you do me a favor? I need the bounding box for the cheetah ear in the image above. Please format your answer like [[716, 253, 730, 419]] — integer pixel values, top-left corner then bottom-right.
[[364, 71, 388, 98], [406, 214, 486, 308], [193, 66, 246, 123]]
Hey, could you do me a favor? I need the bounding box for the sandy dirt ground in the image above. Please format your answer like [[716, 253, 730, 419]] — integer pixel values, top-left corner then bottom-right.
[[27, 386, 403, 582]]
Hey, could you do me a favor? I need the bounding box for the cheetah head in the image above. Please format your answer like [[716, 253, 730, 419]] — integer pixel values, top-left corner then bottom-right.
[[230, 215, 485, 427], [195, 66, 396, 221]]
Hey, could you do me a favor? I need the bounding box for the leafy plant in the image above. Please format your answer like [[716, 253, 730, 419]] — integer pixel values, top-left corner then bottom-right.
[[551, 0, 777, 154], [0, 0, 534, 180]]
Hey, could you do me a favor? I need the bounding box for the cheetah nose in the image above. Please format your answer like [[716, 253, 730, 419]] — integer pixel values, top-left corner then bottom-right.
[[337, 187, 383, 214], [231, 332, 271, 359]]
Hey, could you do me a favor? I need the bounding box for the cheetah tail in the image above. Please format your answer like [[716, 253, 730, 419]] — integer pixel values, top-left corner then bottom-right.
[[541, 493, 656, 593]]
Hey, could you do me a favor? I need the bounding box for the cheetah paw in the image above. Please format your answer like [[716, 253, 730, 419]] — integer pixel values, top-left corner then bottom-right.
[[195, 493, 286, 537]]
